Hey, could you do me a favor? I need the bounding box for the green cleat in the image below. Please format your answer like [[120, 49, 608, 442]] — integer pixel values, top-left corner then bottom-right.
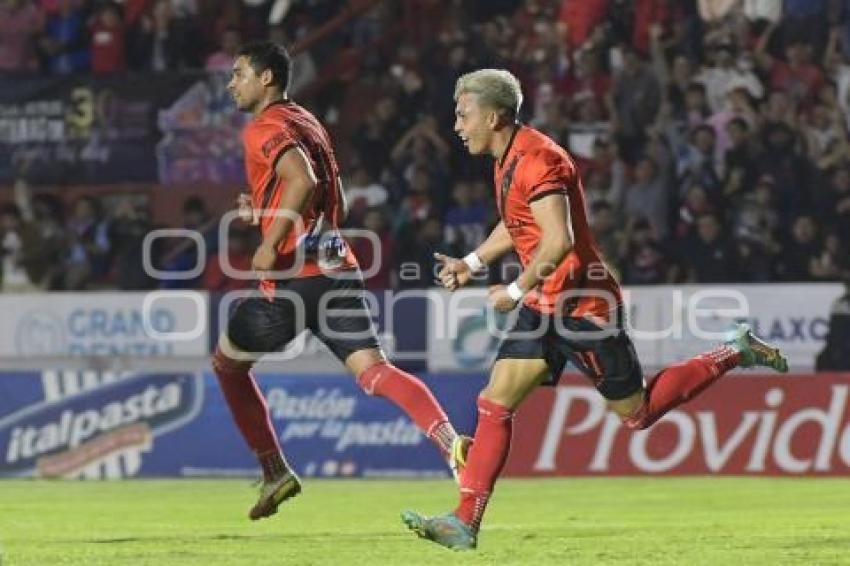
[[448, 435, 472, 484], [249, 472, 302, 520], [726, 322, 789, 373], [401, 510, 477, 551]]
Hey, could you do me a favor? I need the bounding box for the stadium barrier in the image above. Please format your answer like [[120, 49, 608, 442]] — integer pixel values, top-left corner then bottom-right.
[[0, 371, 482, 479], [506, 373, 850, 476], [1, 370, 847, 479], [0, 284, 839, 370]]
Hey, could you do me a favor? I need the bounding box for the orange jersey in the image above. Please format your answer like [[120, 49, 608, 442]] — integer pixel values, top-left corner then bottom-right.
[[494, 125, 621, 319], [242, 100, 358, 293]]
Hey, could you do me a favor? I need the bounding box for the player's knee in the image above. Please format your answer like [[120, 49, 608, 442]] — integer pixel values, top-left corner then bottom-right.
[[617, 403, 652, 430], [621, 413, 651, 430], [355, 360, 391, 395], [608, 390, 648, 429]]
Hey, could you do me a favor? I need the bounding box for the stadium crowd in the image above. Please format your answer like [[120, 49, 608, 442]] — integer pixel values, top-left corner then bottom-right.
[[1, 0, 849, 292]]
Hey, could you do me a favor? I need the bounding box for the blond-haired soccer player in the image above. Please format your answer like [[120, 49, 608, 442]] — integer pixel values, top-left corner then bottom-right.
[[401, 68, 788, 550]]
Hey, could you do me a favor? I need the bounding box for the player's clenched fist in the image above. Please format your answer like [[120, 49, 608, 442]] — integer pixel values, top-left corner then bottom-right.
[[433, 253, 472, 291], [488, 284, 519, 312]]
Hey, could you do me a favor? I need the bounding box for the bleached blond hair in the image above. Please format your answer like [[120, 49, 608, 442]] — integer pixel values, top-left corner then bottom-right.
[[454, 68, 523, 118]]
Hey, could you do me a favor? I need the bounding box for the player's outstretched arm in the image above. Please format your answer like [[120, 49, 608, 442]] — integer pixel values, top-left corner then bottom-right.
[[475, 221, 513, 265], [252, 146, 317, 271]]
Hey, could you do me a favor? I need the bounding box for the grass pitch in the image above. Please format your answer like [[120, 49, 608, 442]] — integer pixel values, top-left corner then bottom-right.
[[1, 477, 848, 565]]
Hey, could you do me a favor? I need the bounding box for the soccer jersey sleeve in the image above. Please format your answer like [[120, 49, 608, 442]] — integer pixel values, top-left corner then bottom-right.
[[518, 147, 574, 203], [245, 122, 298, 169]]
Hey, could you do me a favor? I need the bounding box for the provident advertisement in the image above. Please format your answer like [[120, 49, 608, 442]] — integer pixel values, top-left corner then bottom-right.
[[504, 373, 850, 476]]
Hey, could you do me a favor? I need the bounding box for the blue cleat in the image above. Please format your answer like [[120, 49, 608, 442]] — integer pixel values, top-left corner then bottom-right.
[[401, 510, 477, 550], [725, 322, 789, 373]]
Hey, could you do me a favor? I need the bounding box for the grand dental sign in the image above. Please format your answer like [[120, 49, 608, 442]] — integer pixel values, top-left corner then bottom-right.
[[505, 374, 850, 476]]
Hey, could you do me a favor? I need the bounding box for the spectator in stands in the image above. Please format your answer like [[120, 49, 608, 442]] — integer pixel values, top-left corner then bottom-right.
[[679, 81, 712, 128], [443, 181, 488, 253], [0, 204, 44, 292], [127, 0, 201, 71], [777, 214, 820, 281], [589, 200, 623, 276], [696, 41, 764, 114], [396, 215, 449, 289], [64, 196, 111, 290], [39, 0, 90, 74], [676, 184, 714, 240], [816, 278, 850, 371], [623, 155, 669, 237], [90, 2, 126, 74], [816, 165, 850, 240], [267, 25, 316, 96], [722, 117, 757, 201], [159, 196, 215, 289], [756, 121, 809, 221], [345, 166, 389, 226], [109, 197, 156, 290], [609, 46, 662, 162], [732, 174, 781, 255], [0, 0, 44, 72], [390, 116, 451, 185], [12, 176, 66, 290], [802, 101, 846, 168], [676, 124, 722, 206], [202, 224, 252, 292], [734, 181, 782, 282], [757, 25, 825, 107], [352, 97, 401, 179], [680, 213, 738, 283], [810, 230, 847, 281], [205, 27, 240, 72], [351, 207, 395, 290], [394, 165, 435, 233], [581, 138, 626, 210], [558, 0, 609, 52], [619, 217, 672, 285]]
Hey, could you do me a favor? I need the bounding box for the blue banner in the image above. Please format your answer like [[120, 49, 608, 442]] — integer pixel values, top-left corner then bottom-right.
[[0, 370, 485, 479]]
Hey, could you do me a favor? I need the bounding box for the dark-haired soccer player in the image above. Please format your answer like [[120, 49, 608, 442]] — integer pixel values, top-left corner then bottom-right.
[[216, 41, 466, 520], [401, 68, 789, 550]]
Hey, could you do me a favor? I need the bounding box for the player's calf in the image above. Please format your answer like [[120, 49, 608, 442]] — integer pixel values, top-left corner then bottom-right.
[[354, 359, 460, 461]]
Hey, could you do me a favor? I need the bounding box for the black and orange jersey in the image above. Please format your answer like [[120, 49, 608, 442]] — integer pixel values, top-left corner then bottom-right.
[[493, 125, 621, 319], [242, 100, 357, 294]]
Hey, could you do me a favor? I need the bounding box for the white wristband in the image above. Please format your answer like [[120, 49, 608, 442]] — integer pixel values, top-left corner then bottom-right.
[[463, 252, 485, 273], [506, 281, 525, 302]]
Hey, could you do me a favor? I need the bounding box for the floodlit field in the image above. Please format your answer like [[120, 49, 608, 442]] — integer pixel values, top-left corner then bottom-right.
[[1, 478, 848, 565]]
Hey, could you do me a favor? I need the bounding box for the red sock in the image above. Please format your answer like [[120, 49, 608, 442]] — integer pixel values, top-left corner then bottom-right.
[[625, 345, 740, 430], [357, 362, 456, 455], [455, 397, 513, 532], [212, 347, 280, 456]]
